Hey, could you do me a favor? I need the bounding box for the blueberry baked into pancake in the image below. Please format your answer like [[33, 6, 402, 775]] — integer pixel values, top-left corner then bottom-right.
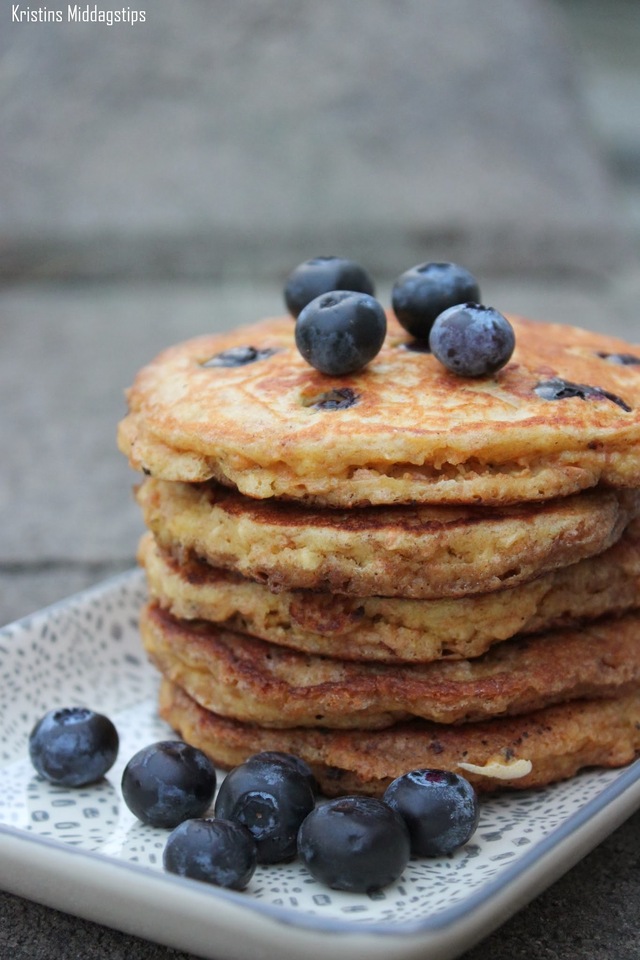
[[117, 302, 640, 507], [119, 257, 640, 794]]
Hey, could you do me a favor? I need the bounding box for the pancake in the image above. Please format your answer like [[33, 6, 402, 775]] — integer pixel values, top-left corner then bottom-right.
[[139, 519, 640, 662], [159, 680, 640, 795], [141, 603, 640, 729], [136, 479, 640, 599], [118, 314, 640, 507]]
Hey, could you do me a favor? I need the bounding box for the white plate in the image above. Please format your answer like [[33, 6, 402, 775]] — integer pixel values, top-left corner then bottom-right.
[[1, 570, 639, 960]]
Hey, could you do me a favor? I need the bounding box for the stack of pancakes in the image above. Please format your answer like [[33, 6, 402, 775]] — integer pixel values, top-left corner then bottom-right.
[[118, 313, 640, 795]]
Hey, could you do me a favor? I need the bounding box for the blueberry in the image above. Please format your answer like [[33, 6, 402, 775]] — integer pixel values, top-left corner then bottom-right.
[[249, 751, 320, 797], [392, 262, 481, 340], [202, 346, 277, 368], [402, 339, 432, 354], [121, 741, 217, 828], [295, 291, 387, 376], [297, 796, 410, 893], [163, 818, 257, 890], [383, 769, 479, 857], [535, 377, 631, 411], [214, 754, 315, 863], [310, 387, 360, 410], [28, 707, 119, 787], [284, 256, 375, 318], [429, 303, 515, 377], [597, 352, 640, 366]]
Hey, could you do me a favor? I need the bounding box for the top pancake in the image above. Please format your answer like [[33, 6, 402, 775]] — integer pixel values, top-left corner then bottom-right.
[[118, 314, 640, 506]]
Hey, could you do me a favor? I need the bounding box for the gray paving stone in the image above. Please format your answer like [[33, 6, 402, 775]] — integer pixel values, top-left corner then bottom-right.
[[0, 281, 283, 568], [553, 0, 640, 233], [0, 0, 632, 281], [0, 564, 132, 627]]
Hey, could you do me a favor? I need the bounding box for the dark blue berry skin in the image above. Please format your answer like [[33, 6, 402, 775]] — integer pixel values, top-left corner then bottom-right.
[[284, 256, 375, 318], [383, 769, 479, 857], [214, 754, 315, 863], [249, 751, 320, 798], [295, 291, 387, 376], [535, 377, 631, 411], [121, 741, 217, 829], [297, 796, 410, 893], [311, 387, 359, 410], [28, 707, 118, 787], [202, 346, 277, 368], [392, 262, 481, 340], [163, 818, 257, 890], [429, 303, 515, 377], [597, 351, 640, 366]]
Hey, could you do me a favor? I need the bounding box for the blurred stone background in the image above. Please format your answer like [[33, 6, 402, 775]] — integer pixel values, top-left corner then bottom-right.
[[0, 0, 637, 281]]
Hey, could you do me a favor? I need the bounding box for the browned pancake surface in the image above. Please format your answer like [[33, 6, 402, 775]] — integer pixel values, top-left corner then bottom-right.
[[142, 603, 640, 729], [118, 315, 640, 506], [159, 680, 640, 795], [140, 519, 640, 662], [136, 479, 639, 598]]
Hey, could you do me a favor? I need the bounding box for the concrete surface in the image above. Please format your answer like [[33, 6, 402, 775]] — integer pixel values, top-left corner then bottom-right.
[[0, 0, 633, 282], [1, 0, 640, 957], [558, 0, 640, 232]]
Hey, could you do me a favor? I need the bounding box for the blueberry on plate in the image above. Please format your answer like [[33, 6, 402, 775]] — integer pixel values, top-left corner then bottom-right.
[[429, 303, 515, 377], [297, 795, 410, 893], [383, 769, 480, 857], [163, 818, 257, 890], [391, 261, 481, 340], [284, 256, 375, 318], [28, 706, 119, 787], [214, 753, 316, 863], [249, 751, 320, 797], [121, 740, 217, 828], [295, 290, 387, 376]]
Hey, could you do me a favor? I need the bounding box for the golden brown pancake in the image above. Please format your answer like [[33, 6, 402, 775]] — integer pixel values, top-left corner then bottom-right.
[[159, 679, 640, 795], [141, 603, 640, 729], [136, 479, 639, 599], [139, 519, 640, 662], [118, 314, 640, 506]]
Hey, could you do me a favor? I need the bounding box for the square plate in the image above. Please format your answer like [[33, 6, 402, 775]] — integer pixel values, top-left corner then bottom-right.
[[1, 570, 639, 960]]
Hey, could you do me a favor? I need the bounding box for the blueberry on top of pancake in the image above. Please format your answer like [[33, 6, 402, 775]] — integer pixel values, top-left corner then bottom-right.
[[118, 314, 640, 506]]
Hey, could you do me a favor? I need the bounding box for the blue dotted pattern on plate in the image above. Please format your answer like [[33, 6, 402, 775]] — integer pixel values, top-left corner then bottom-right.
[[0, 570, 628, 925]]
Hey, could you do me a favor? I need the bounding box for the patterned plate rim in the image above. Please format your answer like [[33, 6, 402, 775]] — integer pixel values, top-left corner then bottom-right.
[[1, 569, 640, 949]]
